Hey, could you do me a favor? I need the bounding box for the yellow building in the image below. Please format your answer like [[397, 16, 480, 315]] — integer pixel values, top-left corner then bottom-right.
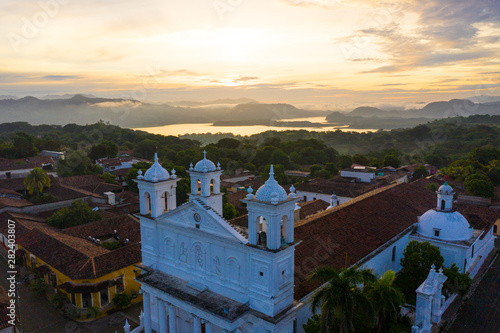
[[1, 212, 142, 320]]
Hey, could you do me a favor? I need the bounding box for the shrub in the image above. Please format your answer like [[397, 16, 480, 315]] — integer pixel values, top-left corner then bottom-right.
[[113, 292, 132, 309]]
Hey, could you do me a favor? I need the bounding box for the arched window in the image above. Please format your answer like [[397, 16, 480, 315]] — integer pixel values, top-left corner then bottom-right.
[[227, 257, 241, 284], [144, 192, 151, 215], [162, 191, 169, 212], [441, 200, 446, 210], [257, 216, 267, 247], [392, 246, 396, 262]]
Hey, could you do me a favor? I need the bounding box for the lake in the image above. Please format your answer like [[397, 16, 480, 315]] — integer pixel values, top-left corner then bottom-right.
[[133, 117, 376, 136]]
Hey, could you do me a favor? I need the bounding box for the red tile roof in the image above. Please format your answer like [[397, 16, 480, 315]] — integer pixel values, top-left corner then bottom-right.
[[0, 197, 33, 209], [56, 175, 123, 195], [293, 183, 436, 300], [296, 178, 379, 198], [298, 199, 330, 219], [0, 156, 54, 171], [15, 214, 141, 280]]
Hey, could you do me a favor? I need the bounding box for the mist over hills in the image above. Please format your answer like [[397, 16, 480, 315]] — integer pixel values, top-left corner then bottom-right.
[[1, 94, 499, 129]]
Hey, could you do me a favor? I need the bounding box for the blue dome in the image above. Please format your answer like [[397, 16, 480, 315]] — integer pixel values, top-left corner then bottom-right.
[[417, 209, 472, 241], [255, 165, 288, 203], [194, 151, 217, 172], [437, 182, 454, 195], [144, 153, 170, 182]]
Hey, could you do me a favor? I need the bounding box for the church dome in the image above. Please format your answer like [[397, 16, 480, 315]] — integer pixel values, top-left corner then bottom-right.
[[144, 153, 170, 182], [437, 182, 454, 195], [194, 151, 217, 172], [255, 165, 288, 203], [417, 209, 472, 241]]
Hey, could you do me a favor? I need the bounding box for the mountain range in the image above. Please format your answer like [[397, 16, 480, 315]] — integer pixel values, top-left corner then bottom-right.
[[1, 94, 500, 129]]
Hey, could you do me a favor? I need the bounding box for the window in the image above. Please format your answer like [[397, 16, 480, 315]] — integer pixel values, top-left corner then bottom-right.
[[100, 289, 109, 307], [196, 223, 200, 229], [293, 319, 297, 333], [259, 271, 264, 276], [303, 196, 307, 201], [50, 273, 57, 288], [441, 200, 445, 210], [471, 245, 475, 258], [82, 293, 92, 308], [494, 225, 498, 234], [434, 229, 440, 237], [71, 293, 76, 306], [392, 246, 396, 262], [115, 276, 125, 293]]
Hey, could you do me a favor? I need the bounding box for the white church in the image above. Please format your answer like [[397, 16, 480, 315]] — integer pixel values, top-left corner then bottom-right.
[[132, 153, 496, 333]]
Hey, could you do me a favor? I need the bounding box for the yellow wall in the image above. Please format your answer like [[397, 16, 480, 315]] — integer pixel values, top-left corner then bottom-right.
[[21, 246, 142, 318], [494, 219, 500, 236]]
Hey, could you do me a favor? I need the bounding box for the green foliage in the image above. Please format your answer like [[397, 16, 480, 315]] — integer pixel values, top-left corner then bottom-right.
[[113, 292, 132, 309], [51, 292, 68, 310], [442, 263, 472, 297], [310, 165, 323, 177], [396, 241, 444, 300], [413, 165, 429, 180], [30, 278, 48, 296], [325, 163, 338, 175], [57, 151, 103, 177], [464, 173, 495, 198], [28, 193, 58, 204], [223, 203, 239, 220], [88, 140, 118, 161], [303, 314, 321, 333], [24, 167, 51, 195], [383, 154, 401, 168], [308, 266, 377, 333], [98, 172, 117, 184], [261, 164, 288, 184], [47, 200, 101, 228], [364, 271, 405, 333], [338, 155, 353, 169], [86, 306, 99, 318], [125, 161, 152, 192]]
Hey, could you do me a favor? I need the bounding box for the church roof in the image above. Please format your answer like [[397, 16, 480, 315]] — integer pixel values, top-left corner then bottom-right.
[[417, 209, 472, 241], [193, 151, 217, 173], [437, 181, 454, 195], [254, 165, 288, 203], [144, 153, 170, 182]]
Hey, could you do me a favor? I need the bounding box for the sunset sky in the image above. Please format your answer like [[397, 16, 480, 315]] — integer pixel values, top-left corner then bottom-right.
[[1, 0, 500, 108]]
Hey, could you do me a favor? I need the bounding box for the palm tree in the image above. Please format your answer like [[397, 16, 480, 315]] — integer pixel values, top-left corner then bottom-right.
[[364, 270, 405, 333], [308, 266, 377, 333], [24, 167, 51, 196]]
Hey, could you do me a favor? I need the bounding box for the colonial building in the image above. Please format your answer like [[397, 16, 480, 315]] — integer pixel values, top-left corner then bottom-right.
[[135, 155, 498, 333], [135, 153, 299, 332]]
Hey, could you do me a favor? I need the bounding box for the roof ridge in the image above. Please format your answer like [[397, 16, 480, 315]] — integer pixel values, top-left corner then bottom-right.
[[295, 183, 401, 228]]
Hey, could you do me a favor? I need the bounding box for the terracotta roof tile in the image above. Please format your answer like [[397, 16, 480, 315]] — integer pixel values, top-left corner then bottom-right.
[[0, 156, 54, 171], [298, 199, 330, 219]]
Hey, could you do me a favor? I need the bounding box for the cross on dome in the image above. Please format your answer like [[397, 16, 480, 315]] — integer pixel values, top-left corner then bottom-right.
[[193, 151, 217, 172]]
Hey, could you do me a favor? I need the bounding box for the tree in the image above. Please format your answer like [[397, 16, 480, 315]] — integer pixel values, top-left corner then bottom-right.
[[223, 203, 239, 220], [464, 173, 495, 198], [325, 163, 338, 176], [261, 164, 288, 184], [308, 266, 377, 333], [217, 138, 241, 149], [57, 151, 103, 177], [47, 200, 101, 228], [113, 292, 132, 309], [396, 241, 444, 298], [310, 165, 323, 178], [364, 270, 405, 333], [442, 263, 472, 297], [125, 162, 153, 192], [12, 132, 38, 158], [382, 154, 401, 168], [24, 168, 51, 196], [469, 146, 500, 165], [413, 165, 429, 180], [88, 140, 118, 161], [338, 155, 353, 170], [352, 154, 369, 166]]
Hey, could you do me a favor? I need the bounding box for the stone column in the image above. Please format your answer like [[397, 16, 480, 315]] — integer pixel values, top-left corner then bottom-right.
[[158, 299, 167, 333], [204, 320, 214, 333], [168, 303, 177, 333], [192, 314, 201, 333], [143, 291, 152, 333]]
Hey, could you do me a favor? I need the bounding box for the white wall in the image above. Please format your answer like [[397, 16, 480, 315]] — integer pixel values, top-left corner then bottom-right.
[[340, 170, 375, 183], [295, 191, 350, 205]]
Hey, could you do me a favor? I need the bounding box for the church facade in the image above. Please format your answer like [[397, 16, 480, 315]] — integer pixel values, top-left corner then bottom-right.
[[134, 154, 496, 333]]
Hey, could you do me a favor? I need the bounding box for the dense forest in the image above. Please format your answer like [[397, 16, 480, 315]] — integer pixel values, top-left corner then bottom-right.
[[1, 115, 500, 175]]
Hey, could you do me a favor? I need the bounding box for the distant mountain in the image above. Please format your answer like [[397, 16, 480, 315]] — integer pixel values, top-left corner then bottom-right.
[[40, 93, 97, 100], [230, 103, 328, 121], [342, 99, 500, 119], [170, 98, 257, 107], [349, 106, 388, 117], [0, 95, 18, 100]]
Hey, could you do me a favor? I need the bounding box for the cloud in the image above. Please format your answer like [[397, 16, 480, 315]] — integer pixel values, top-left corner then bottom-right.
[[42, 75, 82, 81]]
